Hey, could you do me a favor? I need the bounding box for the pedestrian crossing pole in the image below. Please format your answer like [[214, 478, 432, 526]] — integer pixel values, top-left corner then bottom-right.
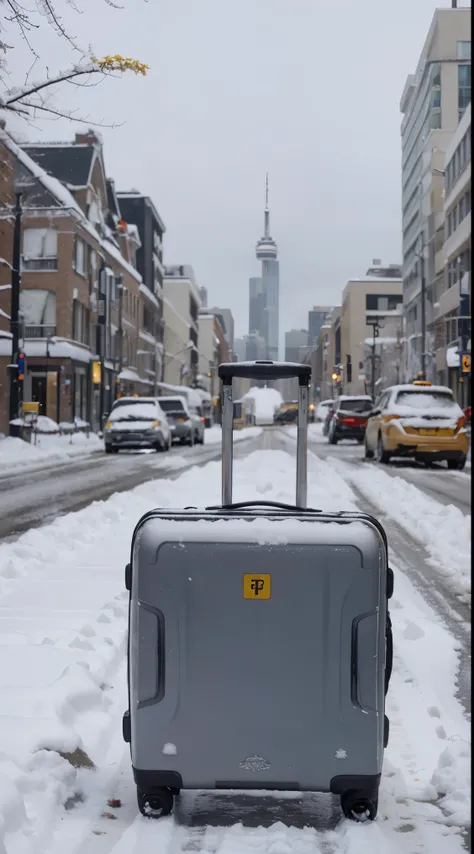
[[8, 192, 23, 435]]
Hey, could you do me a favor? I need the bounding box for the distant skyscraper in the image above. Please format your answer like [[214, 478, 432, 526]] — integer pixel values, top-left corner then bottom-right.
[[199, 286, 208, 307], [285, 329, 309, 362], [248, 277, 265, 337], [248, 175, 280, 359], [308, 306, 331, 346]]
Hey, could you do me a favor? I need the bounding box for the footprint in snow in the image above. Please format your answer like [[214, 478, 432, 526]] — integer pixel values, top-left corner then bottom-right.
[[403, 621, 425, 640]]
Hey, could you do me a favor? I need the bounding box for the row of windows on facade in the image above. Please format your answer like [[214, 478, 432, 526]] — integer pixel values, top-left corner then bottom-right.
[[445, 124, 471, 195], [447, 248, 471, 290], [402, 74, 470, 201], [17, 285, 159, 363], [445, 187, 471, 238], [365, 294, 403, 312], [402, 50, 470, 185], [21, 227, 158, 329]]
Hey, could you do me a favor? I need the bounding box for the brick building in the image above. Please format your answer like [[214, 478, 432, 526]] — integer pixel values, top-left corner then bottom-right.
[[0, 127, 165, 433]]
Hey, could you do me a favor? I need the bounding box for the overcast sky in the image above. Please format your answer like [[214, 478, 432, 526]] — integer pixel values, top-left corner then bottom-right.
[[2, 0, 470, 344]]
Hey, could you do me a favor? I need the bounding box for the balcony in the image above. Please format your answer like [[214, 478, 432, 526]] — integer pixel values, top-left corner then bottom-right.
[[22, 257, 58, 272], [24, 324, 57, 339]]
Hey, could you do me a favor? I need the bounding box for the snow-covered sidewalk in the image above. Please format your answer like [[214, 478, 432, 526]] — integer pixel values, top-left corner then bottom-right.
[[0, 433, 103, 476], [0, 448, 470, 853]]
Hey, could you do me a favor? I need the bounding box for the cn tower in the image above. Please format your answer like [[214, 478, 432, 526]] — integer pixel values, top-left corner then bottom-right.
[[254, 174, 280, 360]]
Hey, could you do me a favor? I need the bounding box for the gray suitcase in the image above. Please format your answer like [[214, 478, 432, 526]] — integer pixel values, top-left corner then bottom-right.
[[123, 360, 393, 822]]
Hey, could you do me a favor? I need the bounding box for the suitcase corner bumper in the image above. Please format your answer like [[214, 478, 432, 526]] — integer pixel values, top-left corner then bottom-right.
[[122, 710, 131, 743], [330, 772, 381, 796]]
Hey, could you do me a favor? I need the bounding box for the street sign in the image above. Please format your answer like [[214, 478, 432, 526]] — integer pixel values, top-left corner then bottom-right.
[[461, 354, 471, 374], [18, 353, 25, 380]]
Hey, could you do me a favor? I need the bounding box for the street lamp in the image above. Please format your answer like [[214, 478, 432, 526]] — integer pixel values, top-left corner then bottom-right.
[[366, 320, 382, 399]]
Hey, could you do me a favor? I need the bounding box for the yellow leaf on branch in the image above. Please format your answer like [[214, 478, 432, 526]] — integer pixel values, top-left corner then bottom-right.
[[91, 55, 149, 76]]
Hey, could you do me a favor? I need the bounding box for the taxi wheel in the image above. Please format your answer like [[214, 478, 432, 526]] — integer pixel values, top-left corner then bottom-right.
[[364, 440, 374, 459], [377, 435, 391, 464], [447, 457, 466, 471]]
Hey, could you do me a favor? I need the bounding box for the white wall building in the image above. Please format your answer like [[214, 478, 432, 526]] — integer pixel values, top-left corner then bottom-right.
[[163, 265, 201, 385], [434, 102, 471, 401], [198, 313, 219, 392], [400, 6, 471, 381]]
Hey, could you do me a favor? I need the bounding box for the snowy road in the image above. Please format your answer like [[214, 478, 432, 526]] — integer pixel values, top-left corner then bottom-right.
[[0, 429, 470, 854], [0, 432, 262, 542], [303, 426, 471, 515]]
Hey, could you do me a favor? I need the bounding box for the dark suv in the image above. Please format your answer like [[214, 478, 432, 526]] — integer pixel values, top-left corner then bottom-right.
[[327, 395, 373, 444]]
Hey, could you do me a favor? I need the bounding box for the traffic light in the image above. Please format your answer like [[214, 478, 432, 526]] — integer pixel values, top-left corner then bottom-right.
[[461, 354, 470, 374], [18, 353, 25, 381]]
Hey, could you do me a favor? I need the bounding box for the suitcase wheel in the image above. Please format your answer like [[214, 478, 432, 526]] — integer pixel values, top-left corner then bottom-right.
[[340, 789, 378, 822], [137, 786, 174, 819]]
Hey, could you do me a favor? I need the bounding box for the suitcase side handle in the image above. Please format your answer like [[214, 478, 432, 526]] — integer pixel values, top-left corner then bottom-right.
[[218, 360, 311, 382], [206, 500, 321, 513], [220, 360, 309, 508]]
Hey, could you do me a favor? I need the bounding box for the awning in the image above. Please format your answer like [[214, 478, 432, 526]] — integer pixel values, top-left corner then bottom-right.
[[118, 368, 141, 383]]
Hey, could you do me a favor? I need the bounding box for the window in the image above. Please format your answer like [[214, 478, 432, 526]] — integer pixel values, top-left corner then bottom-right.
[[74, 237, 87, 276], [458, 64, 471, 116], [346, 354, 352, 384], [448, 260, 458, 289], [457, 41, 471, 60], [22, 228, 58, 271], [431, 88, 441, 109], [72, 300, 90, 346], [366, 294, 403, 312], [19, 289, 56, 338]]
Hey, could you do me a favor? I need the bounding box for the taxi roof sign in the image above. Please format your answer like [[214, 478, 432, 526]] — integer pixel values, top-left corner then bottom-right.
[[412, 380, 432, 386]]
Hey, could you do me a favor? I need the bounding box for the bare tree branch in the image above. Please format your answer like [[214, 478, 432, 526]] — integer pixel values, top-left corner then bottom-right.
[[20, 98, 125, 128], [0, 1, 149, 122]]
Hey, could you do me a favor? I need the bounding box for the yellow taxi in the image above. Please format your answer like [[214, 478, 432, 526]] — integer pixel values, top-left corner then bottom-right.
[[364, 381, 469, 470]]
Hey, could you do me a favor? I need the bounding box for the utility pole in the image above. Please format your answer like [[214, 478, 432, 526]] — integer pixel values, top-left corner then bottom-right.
[[98, 263, 107, 428], [458, 267, 469, 409], [367, 319, 380, 400], [115, 275, 124, 401], [8, 192, 23, 436], [419, 230, 426, 380]]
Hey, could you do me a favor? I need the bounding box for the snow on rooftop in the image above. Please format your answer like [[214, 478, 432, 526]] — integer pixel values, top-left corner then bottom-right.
[[348, 276, 403, 284], [0, 130, 142, 284]]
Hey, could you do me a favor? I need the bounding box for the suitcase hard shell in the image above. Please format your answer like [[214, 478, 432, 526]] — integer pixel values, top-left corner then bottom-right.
[[123, 360, 393, 822]]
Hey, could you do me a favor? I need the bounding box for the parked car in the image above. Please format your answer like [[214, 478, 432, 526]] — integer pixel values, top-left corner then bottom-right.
[[364, 382, 469, 469], [327, 395, 373, 444], [104, 398, 171, 453], [315, 399, 334, 424], [274, 407, 298, 424], [158, 396, 205, 445]]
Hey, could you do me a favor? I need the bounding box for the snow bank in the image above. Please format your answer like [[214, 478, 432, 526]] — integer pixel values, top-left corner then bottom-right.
[[330, 461, 471, 603], [204, 425, 262, 445], [0, 432, 102, 475], [244, 385, 282, 425], [431, 740, 471, 826]]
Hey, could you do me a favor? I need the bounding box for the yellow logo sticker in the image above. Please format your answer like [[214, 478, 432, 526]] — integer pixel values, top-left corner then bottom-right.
[[243, 574, 271, 599]]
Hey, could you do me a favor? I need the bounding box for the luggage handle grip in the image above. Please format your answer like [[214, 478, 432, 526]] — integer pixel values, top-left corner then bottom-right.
[[218, 360, 311, 384], [207, 500, 321, 513]]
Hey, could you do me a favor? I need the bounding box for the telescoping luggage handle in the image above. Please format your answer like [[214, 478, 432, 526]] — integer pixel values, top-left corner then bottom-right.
[[218, 360, 311, 508]]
